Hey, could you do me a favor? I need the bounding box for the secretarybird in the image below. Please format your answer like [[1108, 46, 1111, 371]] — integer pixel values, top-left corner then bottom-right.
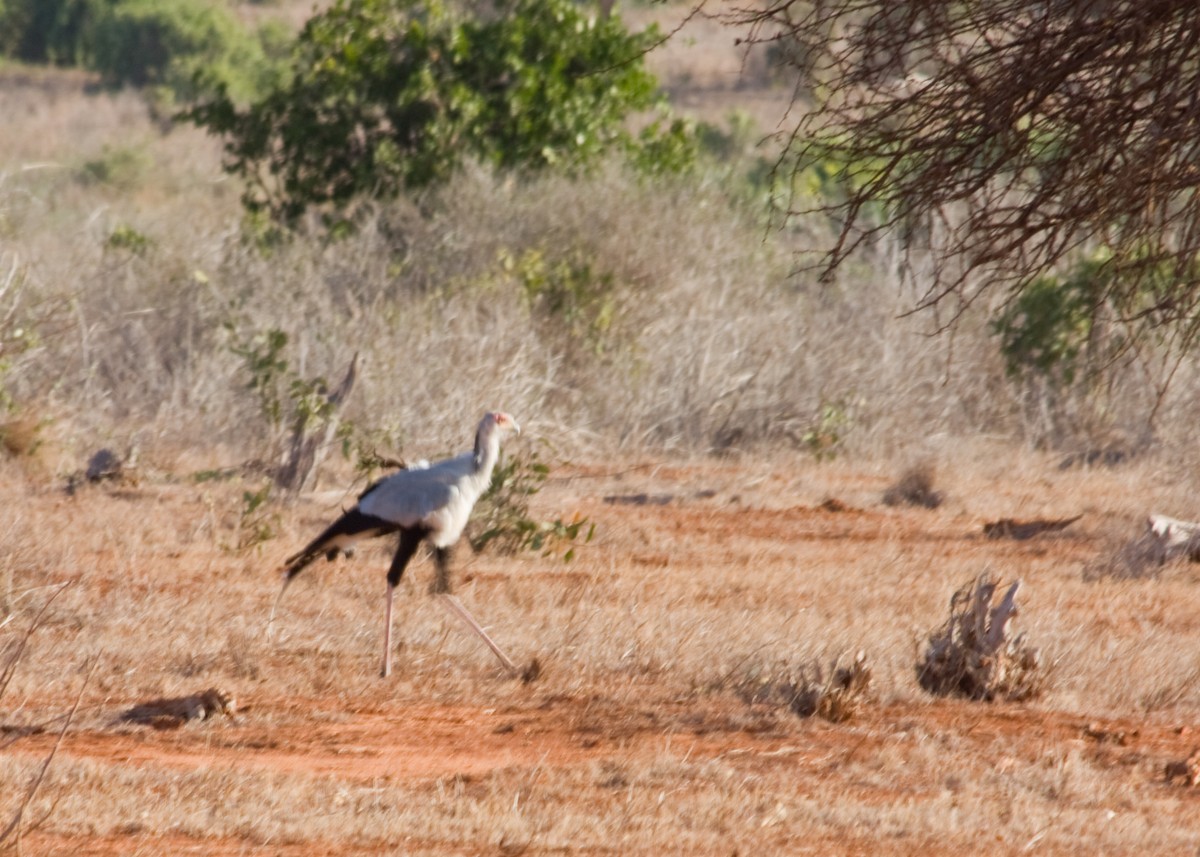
[[272, 411, 521, 677]]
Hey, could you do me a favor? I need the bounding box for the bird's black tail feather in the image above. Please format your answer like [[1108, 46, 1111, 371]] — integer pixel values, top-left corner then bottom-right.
[[283, 508, 399, 580]]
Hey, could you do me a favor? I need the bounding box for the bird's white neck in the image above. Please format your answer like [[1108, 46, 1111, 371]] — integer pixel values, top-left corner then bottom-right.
[[472, 425, 501, 479]]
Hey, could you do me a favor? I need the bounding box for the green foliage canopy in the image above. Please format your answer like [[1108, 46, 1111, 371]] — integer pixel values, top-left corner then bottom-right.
[[184, 0, 693, 226]]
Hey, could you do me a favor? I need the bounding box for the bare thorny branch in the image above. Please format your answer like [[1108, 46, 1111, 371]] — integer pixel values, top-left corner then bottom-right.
[[724, 1, 1200, 335], [0, 583, 91, 852]]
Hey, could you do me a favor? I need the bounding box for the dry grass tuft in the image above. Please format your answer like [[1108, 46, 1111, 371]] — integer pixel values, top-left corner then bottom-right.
[[917, 574, 1043, 702], [0, 416, 42, 458], [1083, 531, 1171, 581], [882, 461, 944, 508], [0, 584, 86, 849], [733, 651, 874, 723], [519, 656, 542, 684]]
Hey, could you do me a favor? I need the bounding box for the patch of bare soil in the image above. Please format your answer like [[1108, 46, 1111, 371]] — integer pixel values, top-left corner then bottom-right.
[[15, 694, 1200, 856]]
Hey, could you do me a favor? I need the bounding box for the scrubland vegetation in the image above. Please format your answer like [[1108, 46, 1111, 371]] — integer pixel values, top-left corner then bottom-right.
[[3, 2, 1200, 855], [2, 1, 1198, 466]]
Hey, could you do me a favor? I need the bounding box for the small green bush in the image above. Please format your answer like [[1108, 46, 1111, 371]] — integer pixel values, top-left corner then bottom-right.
[[992, 258, 1108, 387], [502, 248, 620, 359], [470, 448, 594, 562]]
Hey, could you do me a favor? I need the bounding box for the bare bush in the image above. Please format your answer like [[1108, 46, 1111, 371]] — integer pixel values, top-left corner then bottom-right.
[[1083, 532, 1171, 582], [730, 1, 1200, 335], [882, 461, 943, 508], [733, 651, 874, 723], [0, 584, 87, 849], [917, 574, 1043, 702]]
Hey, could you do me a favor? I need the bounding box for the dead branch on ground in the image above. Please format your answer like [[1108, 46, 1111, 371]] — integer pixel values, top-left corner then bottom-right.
[[917, 574, 1042, 701]]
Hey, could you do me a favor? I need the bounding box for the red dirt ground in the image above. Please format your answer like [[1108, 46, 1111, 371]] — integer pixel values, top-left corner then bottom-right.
[[6, 454, 1200, 855]]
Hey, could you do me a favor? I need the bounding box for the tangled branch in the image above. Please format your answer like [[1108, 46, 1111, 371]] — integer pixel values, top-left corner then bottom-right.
[[727, 1, 1200, 339]]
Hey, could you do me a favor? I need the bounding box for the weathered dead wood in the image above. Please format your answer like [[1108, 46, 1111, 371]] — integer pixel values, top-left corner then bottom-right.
[[983, 580, 1020, 654], [115, 687, 237, 730], [1148, 514, 1200, 558], [984, 515, 1082, 540], [275, 353, 358, 497], [603, 493, 673, 506], [917, 574, 1042, 702]]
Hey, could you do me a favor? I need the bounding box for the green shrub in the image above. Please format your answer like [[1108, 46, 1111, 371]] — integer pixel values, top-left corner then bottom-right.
[[992, 258, 1108, 387], [104, 223, 152, 255], [469, 447, 594, 562], [502, 248, 619, 359], [989, 248, 1198, 447], [184, 0, 694, 227]]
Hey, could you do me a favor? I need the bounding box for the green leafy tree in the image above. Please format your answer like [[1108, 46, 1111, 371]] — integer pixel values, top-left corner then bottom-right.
[[184, 0, 693, 226]]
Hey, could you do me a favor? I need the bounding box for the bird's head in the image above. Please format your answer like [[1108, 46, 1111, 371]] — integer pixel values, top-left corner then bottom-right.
[[486, 411, 521, 437], [474, 411, 520, 467]]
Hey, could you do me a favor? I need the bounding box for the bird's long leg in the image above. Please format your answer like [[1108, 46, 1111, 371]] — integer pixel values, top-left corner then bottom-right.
[[381, 581, 396, 677], [429, 546, 518, 675], [266, 573, 293, 641], [438, 593, 520, 677], [381, 528, 427, 678]]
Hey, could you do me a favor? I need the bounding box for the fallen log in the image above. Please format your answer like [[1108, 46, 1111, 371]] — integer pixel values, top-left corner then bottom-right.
[[983, 515, 1082, 540]]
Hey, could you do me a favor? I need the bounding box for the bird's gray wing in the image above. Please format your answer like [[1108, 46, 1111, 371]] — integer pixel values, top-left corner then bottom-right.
[[357, 454, 472, 527]]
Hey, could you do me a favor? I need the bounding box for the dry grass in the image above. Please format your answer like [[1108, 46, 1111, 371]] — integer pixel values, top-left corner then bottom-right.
[[3, 54, 1199, 474], [732, 650, 874, 723]]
